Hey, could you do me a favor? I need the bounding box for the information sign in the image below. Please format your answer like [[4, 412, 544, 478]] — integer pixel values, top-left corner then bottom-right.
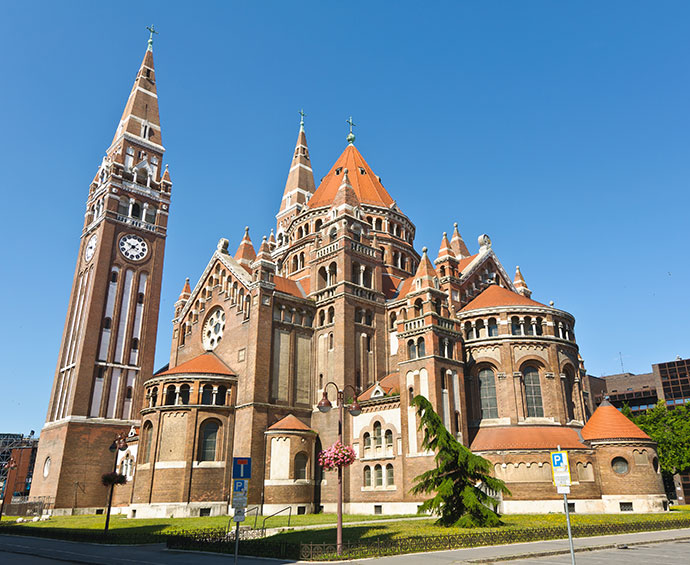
[[233, 508, 246, 522], [233, 457, 252, 479]]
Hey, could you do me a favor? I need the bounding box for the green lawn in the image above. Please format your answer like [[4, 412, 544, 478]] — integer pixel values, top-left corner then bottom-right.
[[2, 508, 688, 545]]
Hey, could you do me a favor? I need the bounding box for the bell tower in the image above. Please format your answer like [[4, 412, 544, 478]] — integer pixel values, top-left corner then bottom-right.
[[30, 30, 172, 511]]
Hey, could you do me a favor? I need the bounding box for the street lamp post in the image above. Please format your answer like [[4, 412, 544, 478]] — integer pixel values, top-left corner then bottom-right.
[[317, 382, 361, 556], [0, 458, 18, 523], [104, 434, 128, 533]]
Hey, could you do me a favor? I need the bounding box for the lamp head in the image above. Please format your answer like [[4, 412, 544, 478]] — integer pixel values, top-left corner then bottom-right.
[[109, 441, 117, 453], [348, 400, 362, 417], [317, 391, 332, 413]]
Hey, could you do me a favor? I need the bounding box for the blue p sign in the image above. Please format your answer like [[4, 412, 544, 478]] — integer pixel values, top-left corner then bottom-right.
[[553, 453, 563, 467]]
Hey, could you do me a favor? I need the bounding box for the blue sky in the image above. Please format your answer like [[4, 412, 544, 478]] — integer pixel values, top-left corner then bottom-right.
[[1, 1, 688, 434]]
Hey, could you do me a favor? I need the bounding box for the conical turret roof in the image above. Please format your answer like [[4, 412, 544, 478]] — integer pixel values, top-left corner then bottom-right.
[[582, 400, 651, 442], [450, 222, 471, 258], [330, 168, 360, 210], [437, 232, 456, 262], [235, 226, 257, 267], [411, 247, 438, 290], [308, 145, 395, 208], [178, 277, 191, 300], [514, 265, 531, 297]]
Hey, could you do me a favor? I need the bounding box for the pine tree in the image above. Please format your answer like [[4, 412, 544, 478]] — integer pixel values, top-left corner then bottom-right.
[[410, 395, 511, 527]]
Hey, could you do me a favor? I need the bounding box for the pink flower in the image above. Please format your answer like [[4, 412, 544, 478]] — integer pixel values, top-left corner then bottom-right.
[[318, 441, 356, 471]]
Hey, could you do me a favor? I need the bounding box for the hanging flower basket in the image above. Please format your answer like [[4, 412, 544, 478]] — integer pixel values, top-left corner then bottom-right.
[[318, 441, 356, 471]]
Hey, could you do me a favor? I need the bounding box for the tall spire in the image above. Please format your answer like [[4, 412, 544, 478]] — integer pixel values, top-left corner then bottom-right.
[[277, 112, 316, 222], [450, 222, 470, 258], [110, 33, 163, 150], [411, 247, 438, 291], [436, 232, 456, 262]]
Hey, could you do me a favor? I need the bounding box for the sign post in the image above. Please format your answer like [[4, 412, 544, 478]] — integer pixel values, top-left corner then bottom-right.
[[232, 458, 252, 565], [551, 448, 575, 565]]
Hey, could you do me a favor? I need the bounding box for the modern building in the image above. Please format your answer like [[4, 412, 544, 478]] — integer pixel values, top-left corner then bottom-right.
[[32, 37, 666, 518]]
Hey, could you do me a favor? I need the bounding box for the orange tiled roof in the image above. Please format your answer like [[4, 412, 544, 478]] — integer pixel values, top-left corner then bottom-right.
[[461, 284, 546, 312], [393, 276, 414, 300], [268, 414, 313, 432], [308, 145, 394, 208], [274, 276, 305, 298], [581, 402, 650, 441], [456, 254, 478, 274], [235, 227, 256, 264], [359, 373, 400, 401], [158, 353, 234, 376], [470, 426, 587, 451]]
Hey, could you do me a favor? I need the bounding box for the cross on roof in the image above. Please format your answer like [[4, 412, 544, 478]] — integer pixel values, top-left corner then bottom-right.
[[346, 116, 356, 133], [299, 109, 306, 127], [146, 25, 158, 51], [346, 116, 356, 144]]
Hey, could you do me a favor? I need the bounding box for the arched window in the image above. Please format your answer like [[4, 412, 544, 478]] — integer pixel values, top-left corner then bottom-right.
[[478, 368, 498, 419], [385, 429, 393, 454], [375, 464, 383, 487], [414, 298, 423, 317], [488, 317, 498, 337], [407, 339, 416, 359], [389, 312, 397, 330], [150, 387, 158, 407], [201, 384, 213, 405], [294, 452, 308, 480], [165, 385, 176, 405], [137, 292, 145, 305], [563, 367, 576, 421], [464, 321, 473, 340], [315, 219, 323, 231], [179, 384, 190, 405], [131, 202, 141, 218], [130, 338, 139, 351], [363, 466, 372, 487], [375, 218, 382, 231], [103, 317, 112, 329], [329, 228, 337, 242], [216, 385, 227, 406], [373, 422, 382, 447], [366, 334, 372, 352], [328, 262, 337, 285], [416, 337, 426, 357], [523, 366, 544, 417], [511, 316, 521, 336], [524, 316, 534, 336], [110, 271, 118, 283], [198, 420, 220, 461], [535, 317, 544, 336], [318, 267, 328, 290], [328, 332, 334, 350], [476, 319, 485, 338], [365, 310, 373, 325], [318, 310, 325, 326], [386, 464, 394, 486], [363, 432, 371, 452], [141, 421, 153, 463], [328, 307, 335, 324], [117, 198, 129, 216]]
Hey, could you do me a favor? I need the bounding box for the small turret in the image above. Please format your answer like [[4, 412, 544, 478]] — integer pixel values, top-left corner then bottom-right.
[[235, 226, 257, 270], [450, 222, 471, 258], [436, 232, 456, 263], [513, 265, 532, 298]]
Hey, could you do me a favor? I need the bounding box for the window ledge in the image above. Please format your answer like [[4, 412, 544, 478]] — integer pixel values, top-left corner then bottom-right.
[[192, 461, 225, 469]]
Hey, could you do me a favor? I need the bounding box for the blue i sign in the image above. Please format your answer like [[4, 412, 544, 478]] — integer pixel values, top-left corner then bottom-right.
[[233, 457, 252, 479]]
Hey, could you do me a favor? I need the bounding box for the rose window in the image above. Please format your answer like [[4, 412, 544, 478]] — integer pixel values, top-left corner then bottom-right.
[[202, 307, 226, 350]]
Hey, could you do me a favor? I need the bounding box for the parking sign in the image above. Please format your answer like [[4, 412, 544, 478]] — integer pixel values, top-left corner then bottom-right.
[[550, 450, 571, 487]]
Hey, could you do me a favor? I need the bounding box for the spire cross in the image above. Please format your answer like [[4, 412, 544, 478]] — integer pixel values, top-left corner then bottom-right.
[[146, 25, 158, 51], [299, 109, 306, 131], [346, 116, 356, 144]]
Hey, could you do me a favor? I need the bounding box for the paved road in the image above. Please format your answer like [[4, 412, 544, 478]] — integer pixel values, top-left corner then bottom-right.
[[1, 529, 689, 564], [502, 539, 690, 563]]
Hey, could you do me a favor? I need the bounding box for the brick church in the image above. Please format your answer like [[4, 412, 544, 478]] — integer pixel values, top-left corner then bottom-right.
[[29, 38, 667, 518]]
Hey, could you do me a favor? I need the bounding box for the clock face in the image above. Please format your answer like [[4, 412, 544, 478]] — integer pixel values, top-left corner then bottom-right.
[[119, 234, 149, 261], [84, 233, 98, 262]]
